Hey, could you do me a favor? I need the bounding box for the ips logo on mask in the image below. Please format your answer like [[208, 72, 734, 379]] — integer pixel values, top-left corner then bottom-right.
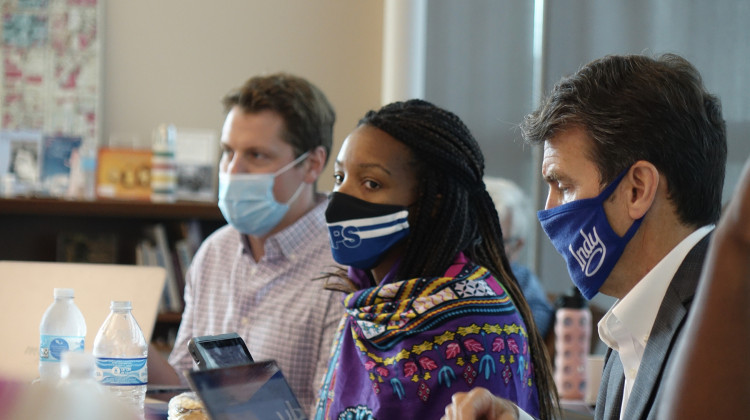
[[325, 192, 410, 270], [329, 225, 362, 249], [568, 227, 606, 277]]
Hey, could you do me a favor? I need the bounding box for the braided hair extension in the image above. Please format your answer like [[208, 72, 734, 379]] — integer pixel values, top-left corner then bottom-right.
[[359, 99, 559, 419]]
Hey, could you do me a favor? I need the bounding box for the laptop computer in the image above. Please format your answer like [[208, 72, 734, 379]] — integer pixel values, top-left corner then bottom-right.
[[185, 360, 307, 420], [0, 261, 166, 383]]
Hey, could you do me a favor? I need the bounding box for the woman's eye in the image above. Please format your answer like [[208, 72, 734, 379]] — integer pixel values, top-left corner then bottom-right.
[[333, 173, 343, 185], [364, 180, 380, 190]]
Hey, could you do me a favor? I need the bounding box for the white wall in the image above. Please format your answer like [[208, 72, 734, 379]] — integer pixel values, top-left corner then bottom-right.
[[102, 0, 384, 191]]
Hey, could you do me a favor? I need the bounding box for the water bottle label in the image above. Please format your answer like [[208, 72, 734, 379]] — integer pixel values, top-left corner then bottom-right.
[[39, 335, 85, 362], [95, 357, 148, 385]]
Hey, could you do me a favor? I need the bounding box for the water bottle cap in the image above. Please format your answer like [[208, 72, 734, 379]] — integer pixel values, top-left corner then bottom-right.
[[110, 300, 132, 310], [556, 287, 588, 309], [54, 288, 75, 298]]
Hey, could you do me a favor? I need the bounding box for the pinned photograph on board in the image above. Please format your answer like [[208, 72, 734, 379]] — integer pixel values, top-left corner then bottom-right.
[[0, 131, 43, 195]]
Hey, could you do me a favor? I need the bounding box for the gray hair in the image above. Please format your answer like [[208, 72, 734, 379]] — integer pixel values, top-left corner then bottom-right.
[[484, 177, 532, 241]]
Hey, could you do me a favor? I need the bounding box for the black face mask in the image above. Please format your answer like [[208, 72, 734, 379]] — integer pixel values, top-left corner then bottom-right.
[[325, 192, 410, 270]]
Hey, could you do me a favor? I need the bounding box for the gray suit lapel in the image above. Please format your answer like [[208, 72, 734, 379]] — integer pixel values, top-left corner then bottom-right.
[[622, 235, 710, 420], [595, 347, 625, 420]]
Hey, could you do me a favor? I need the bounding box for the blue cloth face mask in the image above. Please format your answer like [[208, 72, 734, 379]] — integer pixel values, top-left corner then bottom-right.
[[218, 152, 309, 236], [537, 170, 644, 300], [325, 192, 410, 270]]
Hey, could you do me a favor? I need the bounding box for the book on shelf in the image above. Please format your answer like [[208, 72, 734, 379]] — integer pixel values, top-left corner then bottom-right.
[[0, 130, 43, 195], [96, 147, 152, 201], [178, 218, 205, 256], [138, 223, 183, 313], [174, 238, 194, 281], [56, 231, 117, 264], [174, 128, 218, 202], [135, 240, 171, 313], [170, 247, 186, 302], [41, 135, 82, 197]]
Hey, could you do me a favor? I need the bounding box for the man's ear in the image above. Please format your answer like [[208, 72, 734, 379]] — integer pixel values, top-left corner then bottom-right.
[[304, 146, 327, 184], [625, 160, 659, 219]]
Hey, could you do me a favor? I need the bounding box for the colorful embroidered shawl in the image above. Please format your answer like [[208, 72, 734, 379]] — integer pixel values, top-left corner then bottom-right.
[[315, 253, 541, 420]]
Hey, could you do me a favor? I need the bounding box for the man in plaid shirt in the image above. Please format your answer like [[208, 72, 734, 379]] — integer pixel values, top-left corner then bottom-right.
[[150, 73, 344, 414]]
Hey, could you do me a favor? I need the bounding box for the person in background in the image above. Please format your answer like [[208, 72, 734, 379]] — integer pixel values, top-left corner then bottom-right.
[[148, 73, 344, 414], [315, 99, 558, 420], [441, 52, 726, 420], [484, 177, 554, 338]]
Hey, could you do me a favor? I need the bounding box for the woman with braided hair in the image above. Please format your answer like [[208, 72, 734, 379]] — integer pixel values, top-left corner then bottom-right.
[[315, 99, 557, 420]]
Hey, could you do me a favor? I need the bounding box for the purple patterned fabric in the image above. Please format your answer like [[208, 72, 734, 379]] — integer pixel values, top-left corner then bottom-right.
[[315, 253, 541, 419]]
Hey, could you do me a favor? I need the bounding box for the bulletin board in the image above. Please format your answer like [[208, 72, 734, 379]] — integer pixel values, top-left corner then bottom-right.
[[0, 0, 102, 141]]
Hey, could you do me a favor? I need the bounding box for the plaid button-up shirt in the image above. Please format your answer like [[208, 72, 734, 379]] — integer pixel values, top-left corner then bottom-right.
[[169, 197, 344, 413]]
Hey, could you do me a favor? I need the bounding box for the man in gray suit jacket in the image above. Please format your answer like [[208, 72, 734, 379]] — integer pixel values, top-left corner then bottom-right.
[[440, 53, 726, 420], [594, 235, 709, 420], [524, 53, 725, 420]]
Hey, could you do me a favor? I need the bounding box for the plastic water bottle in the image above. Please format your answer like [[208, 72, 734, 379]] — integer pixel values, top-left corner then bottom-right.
[[60, 351, 104, 394], [39, 288, 87, 383], [553, 287, 591, 400], [55, 352, 107, 419], [15, 352, 136, 420], [93, 301, 148, 417]]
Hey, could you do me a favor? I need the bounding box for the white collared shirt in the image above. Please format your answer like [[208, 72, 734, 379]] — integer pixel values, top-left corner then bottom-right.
[[597, 225, 713, 419]]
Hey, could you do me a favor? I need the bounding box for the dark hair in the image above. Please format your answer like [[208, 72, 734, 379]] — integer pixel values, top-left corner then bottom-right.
[[359, 99, 558, 420], [522, 53, 726, 226], [222, 72, 335, 164]]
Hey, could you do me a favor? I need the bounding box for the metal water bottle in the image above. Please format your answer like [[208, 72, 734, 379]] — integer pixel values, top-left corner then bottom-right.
[[553, 287, 591, 400]]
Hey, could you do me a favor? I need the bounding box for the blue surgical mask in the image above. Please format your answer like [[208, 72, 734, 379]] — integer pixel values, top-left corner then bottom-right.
[[325, 192, 410, 270], [218, 152, 309, 236], [537, 170, 643, 299]]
